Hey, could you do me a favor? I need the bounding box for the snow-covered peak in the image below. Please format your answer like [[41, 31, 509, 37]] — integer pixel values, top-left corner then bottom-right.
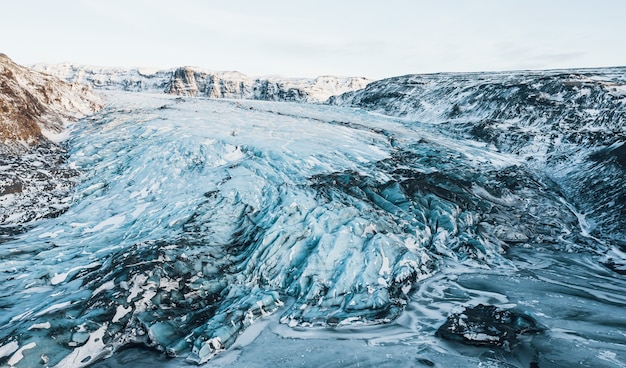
[[31, 63, 372, 103], [32, 63, 174, 94]]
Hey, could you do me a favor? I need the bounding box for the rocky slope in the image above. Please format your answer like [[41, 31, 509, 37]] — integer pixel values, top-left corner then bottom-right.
[[329, 68, 626, 246], [32, 63, 371, 103], [0, 54, 102, 236], [1, 54, 102, 152]]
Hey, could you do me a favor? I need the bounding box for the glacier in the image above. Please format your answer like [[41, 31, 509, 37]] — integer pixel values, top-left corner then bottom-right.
[[329, 68, 626, 243], [1, 67, 626, 368]]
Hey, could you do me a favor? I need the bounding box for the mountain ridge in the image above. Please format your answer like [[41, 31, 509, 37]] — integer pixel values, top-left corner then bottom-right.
[[32, 63, 371, 103]]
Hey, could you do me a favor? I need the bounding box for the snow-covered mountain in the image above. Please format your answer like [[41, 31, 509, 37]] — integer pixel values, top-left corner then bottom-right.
[[32, 63, 371, 103], [1, 55, 102, 152], [330, 68, 626, 244], [328, 68, 626, 153]]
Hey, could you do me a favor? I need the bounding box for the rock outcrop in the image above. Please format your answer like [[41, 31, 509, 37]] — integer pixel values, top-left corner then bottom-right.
[[0, 54, 102, 153], [436, 304, 545, 351]]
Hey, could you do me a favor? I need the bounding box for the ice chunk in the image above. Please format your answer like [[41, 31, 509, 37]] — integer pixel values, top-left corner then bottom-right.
[[7, 342, 36, 367], [111, 305, 132, 323], [27, 322, 51, 330], [0, 341, 19, 359], [54, 324, 109, 368]]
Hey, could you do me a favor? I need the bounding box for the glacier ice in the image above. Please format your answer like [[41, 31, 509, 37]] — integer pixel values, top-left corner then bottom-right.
[[0, 89, 624, 367]]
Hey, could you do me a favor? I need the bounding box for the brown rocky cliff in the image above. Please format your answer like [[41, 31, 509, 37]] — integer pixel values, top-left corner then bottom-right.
[[0, 53, 102, 153]]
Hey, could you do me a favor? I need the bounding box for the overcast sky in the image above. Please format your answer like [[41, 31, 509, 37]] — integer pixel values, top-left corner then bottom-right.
[[2, 0, 625, 79]]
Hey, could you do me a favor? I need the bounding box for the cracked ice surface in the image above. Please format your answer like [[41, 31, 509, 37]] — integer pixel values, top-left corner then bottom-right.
[[0, 92, 608, 367]]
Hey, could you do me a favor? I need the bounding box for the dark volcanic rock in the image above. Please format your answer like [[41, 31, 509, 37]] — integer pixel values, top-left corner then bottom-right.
[[436, 304, 545, 351]]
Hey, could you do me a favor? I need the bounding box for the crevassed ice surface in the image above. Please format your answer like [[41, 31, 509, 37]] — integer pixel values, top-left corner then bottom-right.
[[1, 92, 625, 368]]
